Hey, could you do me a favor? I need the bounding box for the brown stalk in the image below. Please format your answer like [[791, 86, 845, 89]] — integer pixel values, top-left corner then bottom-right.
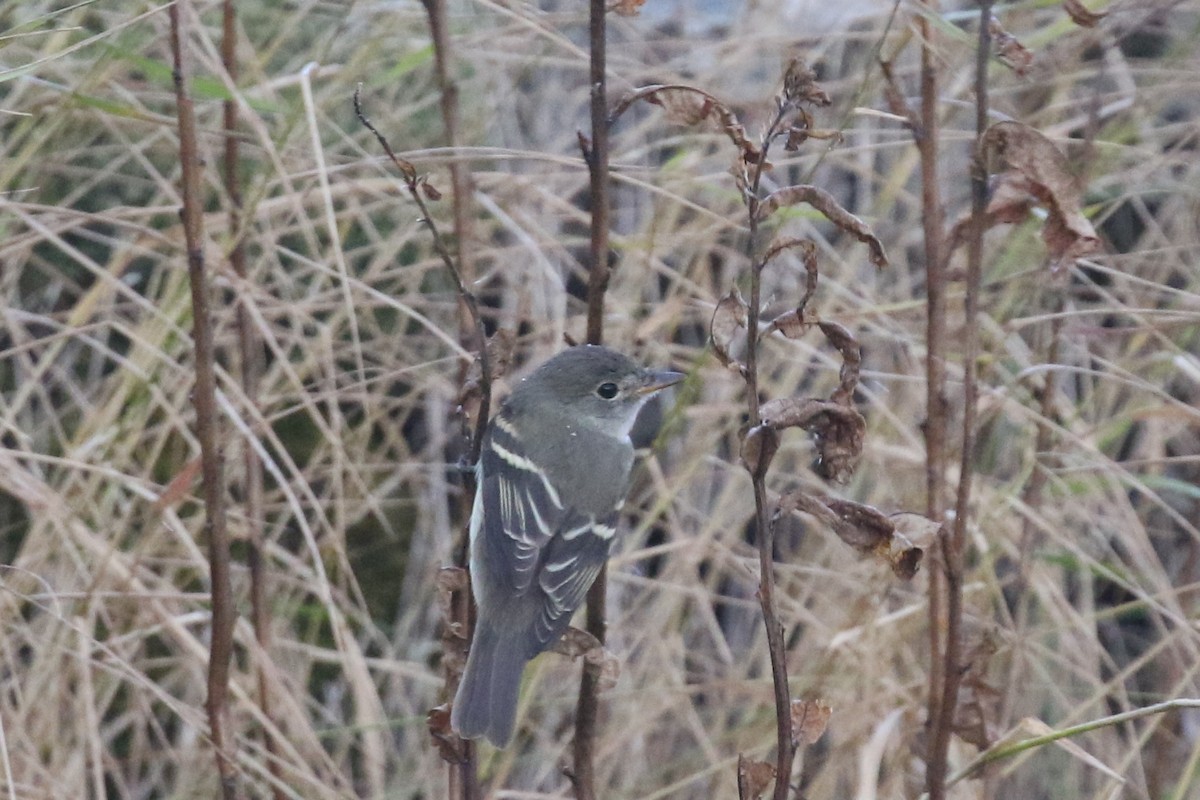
[[572, 1, 611, 796], [743, 106, 800, 800], [354, 89, 489, 796], [419, 1, 481, 795], [169, 3, 238, 797], [926, 4, 992, 798], [221, 2, 282, 798], [913, 3, 951, 769]]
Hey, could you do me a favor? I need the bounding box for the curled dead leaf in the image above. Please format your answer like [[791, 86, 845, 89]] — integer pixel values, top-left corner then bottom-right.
[[742, 424, 780, 481], [758, 398, 865, 484], [976, 121, 1100, 270], [818, 321, 860, 406], [1063, 0, 1107, 27], [737, 754, 777, 800], [779, 493, 925, 579], [791, 698, 833, 746], [612, 84, 763, 164], [754, 185, 888, 269], [781, 56, 829, 108], [761, 238, 818, 339], [427, 704, 465, 763], [989, 16, 1034, 77], [711, 289, 749, 372]]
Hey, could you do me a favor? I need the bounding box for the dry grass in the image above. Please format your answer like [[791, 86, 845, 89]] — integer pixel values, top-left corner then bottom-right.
[[1, 1, 1199, 798]]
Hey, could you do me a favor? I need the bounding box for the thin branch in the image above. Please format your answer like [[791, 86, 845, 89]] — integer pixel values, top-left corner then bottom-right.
[[353, 89, 491, 465], [573, 1, 611, 795], [355, 87, 489, 794], [927, 4, 992, 798], [169, 3, 237, 797], [914, 4, 950, 780], [745, 106, 798, 800], [419, 1, 481, 795]]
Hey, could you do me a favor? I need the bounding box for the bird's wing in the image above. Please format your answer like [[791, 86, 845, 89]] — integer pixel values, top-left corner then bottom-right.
[[478, 414, 620, 655]]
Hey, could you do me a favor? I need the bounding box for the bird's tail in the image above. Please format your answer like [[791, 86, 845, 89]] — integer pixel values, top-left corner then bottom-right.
[[451, 619, 526, 747]]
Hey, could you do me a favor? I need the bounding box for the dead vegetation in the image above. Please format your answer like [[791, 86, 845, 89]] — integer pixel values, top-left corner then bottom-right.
[[1, 1, 1199, 798]]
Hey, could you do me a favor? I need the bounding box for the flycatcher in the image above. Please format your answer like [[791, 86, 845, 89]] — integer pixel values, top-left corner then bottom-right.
[[451, 345, 683, 747]]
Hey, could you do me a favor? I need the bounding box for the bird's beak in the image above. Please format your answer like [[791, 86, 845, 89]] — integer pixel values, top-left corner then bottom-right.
[[637, 369, 685, 396]]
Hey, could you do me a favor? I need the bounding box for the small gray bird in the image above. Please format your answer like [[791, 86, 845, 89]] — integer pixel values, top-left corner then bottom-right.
[[451, 345, 683, 747]]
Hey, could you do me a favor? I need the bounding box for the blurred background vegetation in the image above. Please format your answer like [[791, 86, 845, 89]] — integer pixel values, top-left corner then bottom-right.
[[1, 0, 1198, 797]]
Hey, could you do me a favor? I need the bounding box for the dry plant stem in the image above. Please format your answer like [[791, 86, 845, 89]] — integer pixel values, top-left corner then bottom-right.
[[170, 4, 237, 797], [573, 1, 610, 796], [745, 108, 797, 800], [927, 5, 991, 799], [916, 0, 950, 758], [419, 2, 480, 796], [221, 3, 282, 798], [354, 92, 487, 795], [353, 92, 492, 462]]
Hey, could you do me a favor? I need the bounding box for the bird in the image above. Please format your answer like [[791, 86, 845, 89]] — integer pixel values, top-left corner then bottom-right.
[[450, 345, 683, 747]]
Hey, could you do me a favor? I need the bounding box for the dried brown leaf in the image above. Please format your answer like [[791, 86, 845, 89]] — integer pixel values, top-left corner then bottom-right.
[[755, 185, 888, 268], [711, 288, 748, 372], [780, 494, 925, 579], [981, 121, 1100, 269], [989, 16, 1034, 77], [613, 85, 763, 164], [419, 178, 442, 201], [781, 57, 830, 108], [1063, 0, 1107, 27], [765, 309, 816, 340], [818, 321, 860, 406], [763, 238, 818, 338], [427, 704, 465, 762], [759, 398, 864, 483], [737, 755, 777, 800], [791, 698, 832, 746], [609, 0, 646, 16], [742, 424, 780, 481]]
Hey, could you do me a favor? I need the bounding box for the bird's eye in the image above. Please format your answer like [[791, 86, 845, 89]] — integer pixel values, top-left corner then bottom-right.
[[596, 382, 619, 399]]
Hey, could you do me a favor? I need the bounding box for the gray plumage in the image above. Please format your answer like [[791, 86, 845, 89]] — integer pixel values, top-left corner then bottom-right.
[[451, 346, 681, 747]]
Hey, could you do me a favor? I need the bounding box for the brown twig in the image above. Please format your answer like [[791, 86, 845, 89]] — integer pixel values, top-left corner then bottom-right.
[[927, 4, 992, 798], [221, 2, 282, 798], [743, 105, 800, 800], [169, 3, 238, 797], [353, 89, 491, 464], [911, 7, 952, 782], [354, 86, 488, 796], [418, 2, 481, 795], [573, 1, 611, 795]]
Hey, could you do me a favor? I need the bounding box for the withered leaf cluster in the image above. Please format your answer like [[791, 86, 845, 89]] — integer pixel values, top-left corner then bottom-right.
[[612, 84, 763, 166], [777, 493, 929, 579], [754, 185, 888, 269], [948, 120, 1100, 270], [741, 321, 866, 484]]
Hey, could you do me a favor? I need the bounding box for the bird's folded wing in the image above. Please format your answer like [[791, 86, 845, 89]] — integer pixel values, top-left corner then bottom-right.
[[479, 415, 619, 653]]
